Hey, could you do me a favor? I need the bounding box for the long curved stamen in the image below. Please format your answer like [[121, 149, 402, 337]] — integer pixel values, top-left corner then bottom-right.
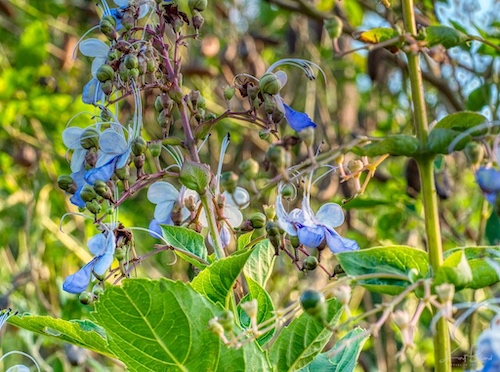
[[131, 80, 142, 138], [139, 1, 156, 40], [197, 134, 211, 153], [448, 120, 500, 154], [216, 133, 231, 194], [266, 58, 326, 83], [232, 73, 259, 86], [165, 145, 184, 169], [71, 25, 101, 60], [0, 350, 41, 372], [59, 212, 94, 233], [100, 0, 111, 16]]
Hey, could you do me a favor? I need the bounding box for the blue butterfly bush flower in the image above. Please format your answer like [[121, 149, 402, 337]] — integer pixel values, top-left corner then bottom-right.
[[102, 0, 153, 31], [476, 315, 500, 371], [78, 38, 109, 104], [276, 170, 359, 253], [476, 167, 500, 205], [63, 225, 116, 294]]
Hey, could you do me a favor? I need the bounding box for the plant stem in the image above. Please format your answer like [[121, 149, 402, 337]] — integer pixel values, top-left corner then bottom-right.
[[401, 1, 451, 371], [199, 192, 225, 260]]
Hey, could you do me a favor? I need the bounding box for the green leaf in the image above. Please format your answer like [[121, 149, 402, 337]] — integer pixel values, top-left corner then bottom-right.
[[160, 225, 208, 269], [343, 0, 363, 27], [486, 212, 500, 245], [191, 249, 253, 306], [336, 246, 430, 295], [243, 239, 276, 287], [467, 84, 492, 111], [238, 277, 275, 345], [425, 25, 471, 48], [363, 135, 419, 157], [269, 298, 343, 372], [299, 328, 369, 372], [92, 279, 270, 372], [342, 198, 392, 210], [8, 315, 112, 358], [434, 111, 487, 132], [434, 251, 473, 289], [427, 128, 471, 154], [237, 231, 254, 250], [444, 246, 500, 289]]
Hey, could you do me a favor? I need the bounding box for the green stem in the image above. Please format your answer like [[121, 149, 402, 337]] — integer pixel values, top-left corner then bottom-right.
[[199, 192, 225, 260], [401, 1, 451, 371]]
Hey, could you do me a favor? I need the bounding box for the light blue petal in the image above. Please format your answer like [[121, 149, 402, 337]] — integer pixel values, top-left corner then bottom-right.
[[79, 39, 109, 58], [283, 103, 317, 131], [88, 233, 107, 255], [82, 78, 105, 105], [223, 187, 250, 209], [62, 260, 95, 294], [93, 252, 114, 276], [315, 203, 345, 228], [147, 181, 179, 204], [276, 194, 297, 236], [296, 224, 324, 248], [99, 130, 128, 154], [154, 200, 175, 222], [149, 219, 164, 238], [85, 157, 118, 184], [324, 227, 359, 253], [62, 127, 84, 149], [477, 168, 500, 205], [70, 148, 87, 173], [220, 225, 231, 248], [116, 148, 131, 169]]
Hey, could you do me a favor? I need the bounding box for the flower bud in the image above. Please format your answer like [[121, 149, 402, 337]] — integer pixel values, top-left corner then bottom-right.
[[154, 95, 164, 112], [79, 292, 93, 305], [259, 130, 270, 140], [168, 88, 183, 105], [298, 126, 315, 147], [217, 310, 234, 332], [86, 199, 101, 214], [131, 136, 148, 156], [85, 147, 98, 168], [264, 94, 277, 114], [263, 204, 276, 220], [114, 247, 125, 261], [92, 283, 105, 297], [115, 166, 130, 180], [149, 140, 162, 157], [241, 299, 258, 320], [266, 145, 287, 169], [134, 153, 145, 170], [189, 90, 202, 108], [435, 283, 455, 303], [259, 73, 282, 95], [250, 212, 266, 229], [80, 128, 100, 149], [224, 86, 235, 101], [124, 54, 139, 69], [96, 64, 115, 83], [348, 159, 364, 173], [304, 256, 318, 270], [208, 318, 225, 336], [324, 16, 343, 39], [101, 80, 114, 95], [179, 160, 211, 194], [100, 15, 117, 40], [281, 183, 296, 200], [300, 289, 326, 320], [93, 180, 113, 200], [289, 235, 300, 248], [464, 142, 484, 167], [58, 175, 77, 193], [80, 184, 98, 202], [220, 171, 238, 194], [128, 68, 140, 80], [266, 221, 280, 237], [238, 158, 259, 180], [192, 11, 204, 31], [189, 0, 207, 12]]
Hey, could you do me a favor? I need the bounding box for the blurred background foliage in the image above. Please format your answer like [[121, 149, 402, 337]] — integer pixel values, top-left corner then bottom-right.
[[0, 0, 499, 370]]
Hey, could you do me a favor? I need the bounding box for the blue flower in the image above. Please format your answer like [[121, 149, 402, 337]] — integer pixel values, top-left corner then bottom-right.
[[476, 167, 500, 205], [105, 0, 153, 31], [69, 168, 88, 208], [62, 127, 88, 173], [276, 180, 359, 253], [79, 38, 109, 105], [283, 103, 317, 131], [476, 316, 500, 371], [63, 227, 116, 294]]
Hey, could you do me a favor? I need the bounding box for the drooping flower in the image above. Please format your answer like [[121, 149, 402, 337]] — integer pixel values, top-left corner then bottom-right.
[[79, 38, 110, 104], [63, 226, 116, 294], [476, 167, 500, 205], [276, 169, 359, 253]]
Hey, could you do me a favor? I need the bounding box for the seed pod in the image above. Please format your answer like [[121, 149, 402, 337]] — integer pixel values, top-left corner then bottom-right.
[[304, 256, 318, 270], [93, 180, 113, 200], [300, 289, 326, 320], [58, 175, 77, 193], [124, 54, 139, 69], [96, 64, 115, 83], [80, 184, 98, 202], [250, 212, 266, 229], [220, 171, 238, 194], [259, 73, 282, 95], [239, 158, 259, 180], [224, 86, 235, 101], [131, 136, 148, 156], [80, 127, 100, 149], [149, 140, 162, 157]]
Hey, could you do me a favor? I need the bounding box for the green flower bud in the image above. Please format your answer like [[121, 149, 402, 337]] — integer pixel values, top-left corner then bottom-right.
[[101, 15, 116, 28], [250, 212, 266, 229], [259, 73, 281, 95], [108, 50, 119, 61], [348, 159, 364, 173], [149, 140, 162, 157], [224, 86, 235, 101], [324, 16, 343, 39], [168, 88, 183, 105], [189, 0, 207, 12], [131, 136, 148, 156], [298, 126, 315, 147], [263, 204, 275, 220], [58, 175, 77, 193], [239, 158, 259, 180], [79, 292, 93, 305], [304, 256, 318, 270], [247, 85, 259, 101], [259, 130, 270, 140], [93, 180, 113, 200], [300, 289, 326, 320], [208, 318, 225, 336], [80, 184, 98, 202], [289, 235, 300, 248], [264, 94, 277, 114], [146, 59, 156, 73], [92, 283, 105, 297], [266, 145, 287, 169], [80, 128, 100, 149], [124, 54, 139, 69], [114, 247, 125, 261], [281, 183, 296, 199], [154, 95, 164, 112], [96, 65, 114, 83], [101, 80, 114, 95], [162, 137, 183, 147], [241, 299, 258, 320], [220, 171, 238, 194], [217, 310, 234, 332], [128, 68, 140, 80], [100, 16, 117, 40], [266, 221, 280, 237], [189, 90, 202, 107], [179, 160, 211, 194], [464, 142, 484, 167], [86, 199, 102, 214], [115, 166, 130, 180]]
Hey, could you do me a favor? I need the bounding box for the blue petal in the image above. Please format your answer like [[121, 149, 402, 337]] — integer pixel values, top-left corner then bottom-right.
[[324, 227, 359, 253], [62, 260, 95, 294], [296, 224, 324, 248], [477, 168, 500, 204], [283, 103, 317, 131], [85, 157, 118, 184], [69, 169, 87, 207], [82, 78, 105, 105], [70, 187, 86, 208], [109, 8, 124, 31], [148, 219, 164, 238]]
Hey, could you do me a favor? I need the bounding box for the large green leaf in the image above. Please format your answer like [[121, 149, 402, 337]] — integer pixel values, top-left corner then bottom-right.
[[269, 298, 343, 372], [467, 84, 492, 111], [160, 225, 208, 269], [362, 135, 419, 157], [336, 246, 430, 295], [237, 232, 254, 251], [299, 328, 369, 372], [191, 249, 253, 306], [486, 213, 500, 245], [92, 279, 270, 372], [434, 251, 473, 289], [424, 25, 471, 48], [243, 239, 276, 287], [8, 315, 112, 358], [238, 277, 275, 345], [434, 111, 486, 132], [427, 128, 471, 154]]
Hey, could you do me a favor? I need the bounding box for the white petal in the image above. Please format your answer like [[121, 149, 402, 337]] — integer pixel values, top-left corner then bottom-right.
[[91, 57, 107, 77], [275, 71, 288, 88], [138, 4, 151, 18], [113, 0, 129, 6], [315, 203, 345, 228], [93, 252, 114, 276], [223, 187, 250, 209], [147, 181, 179, 204], [99, 130, 128, 154], [70, 148, 87, 173], [224, 204, 243, 227], [62, 127, 84, 149], [154, 201, 175, 222], [275, 192, 297, 236], [79, 39, 109, 58]]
